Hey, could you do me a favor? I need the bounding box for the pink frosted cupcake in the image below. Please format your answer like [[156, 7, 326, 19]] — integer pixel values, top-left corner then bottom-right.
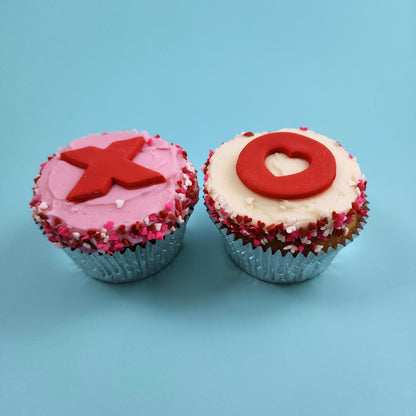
[[30, 130, 199, 282]]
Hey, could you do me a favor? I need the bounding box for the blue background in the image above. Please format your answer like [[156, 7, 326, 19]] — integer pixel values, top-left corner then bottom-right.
[[1, 1, 415, 415]]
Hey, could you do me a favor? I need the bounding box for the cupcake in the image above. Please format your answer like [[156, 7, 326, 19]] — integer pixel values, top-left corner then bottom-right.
[[30, 130, 199, 283], [202, 128, 368, 283]]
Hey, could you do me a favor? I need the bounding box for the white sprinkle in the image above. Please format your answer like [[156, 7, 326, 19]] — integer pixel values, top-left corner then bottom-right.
[[53, 242, 63, 248], [82, 243, 91, 249], [285, 216, 297, 226], [246, 197, 254, 204], [314, 245, 324, 253], [286, 225, 297, 234], [277, 234, 286, 242], [155, 223, 162, 231], [344, 226, 349, 236], [34, 187, 40, 195], [104, 236, 110, 243], [143, 217, 150, 225], [348, 179, 356, 186], [91, 238, 97, 246], [284, 244, 298, 254], [185, 178, 192, 187], [115, 199, 125, 208], [38, 202, 48, 210], [177, 216, 184, 224], [280, 205, 286, 210], [72, 232, 80, 240], [301, 236, 311, 245]]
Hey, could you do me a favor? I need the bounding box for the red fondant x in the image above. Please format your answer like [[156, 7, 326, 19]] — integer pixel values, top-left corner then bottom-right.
[[61, 137, 166, 203]]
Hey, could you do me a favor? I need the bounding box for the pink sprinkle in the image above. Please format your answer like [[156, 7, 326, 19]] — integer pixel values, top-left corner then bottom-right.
[[81, 235, 90, 240], [109, 232, 119, 241], [300, 126, 308, 131], [58, 226, 70, 237], [349, 154, 354, 159], [140, 227, 148, 236], [253, 239, 261, 247], [209, 149, 214, 157], [97, 243, 109, 251], [160, 224, 168, 232], [40, 162, 47, 168], [298, 246, 304, 253], [165, 201, 173, 210], [155, 231, 164, 240], [180, 187, 187, 193], [147, 231, 156, 240], [149, 214, 158, 221], [147, 138, 153, 146], [114, 243, 125, 250], [104, 221, 114, 230]]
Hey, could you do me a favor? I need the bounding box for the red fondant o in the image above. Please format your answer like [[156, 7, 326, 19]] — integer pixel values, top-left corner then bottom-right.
[[236, 132, 336, 199], [61, 137, 166, 203]]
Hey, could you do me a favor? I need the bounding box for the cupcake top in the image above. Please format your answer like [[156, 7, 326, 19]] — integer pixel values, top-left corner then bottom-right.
[[31, 130, 199, 253], [203, 128, 368, 255]]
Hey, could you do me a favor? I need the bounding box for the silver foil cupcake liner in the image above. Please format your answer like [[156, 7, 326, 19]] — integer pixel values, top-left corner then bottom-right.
[[209, 214, 354, 284], [63, 224, 187, 283]]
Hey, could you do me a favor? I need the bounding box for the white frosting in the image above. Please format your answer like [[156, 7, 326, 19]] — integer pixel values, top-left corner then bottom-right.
[[205, 128, 362, 228]]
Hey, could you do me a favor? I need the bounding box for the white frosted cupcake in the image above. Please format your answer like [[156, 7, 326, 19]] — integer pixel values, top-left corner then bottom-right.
[[202, 128, 368, 283]]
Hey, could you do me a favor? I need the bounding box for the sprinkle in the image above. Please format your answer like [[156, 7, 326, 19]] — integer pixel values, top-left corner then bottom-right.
[[147, 138, 153, 146], [115, 200, 125, 208], [300, 126, 308, 131], [104, 221, 114, 230], [284, 244, 298, 254], [348, 179, 356, 186], [155, 231, 164, 240], [314, 245, 324, 253], [38, 202, 48, 210], [285, 216, 297, 226], [286, 225, 297, 234], [246, 197, 254, 204], [72, 232, 80, 240], [165, 201, 173, 210], [280, 205, 286, 210], [82, 243, 91, 249]]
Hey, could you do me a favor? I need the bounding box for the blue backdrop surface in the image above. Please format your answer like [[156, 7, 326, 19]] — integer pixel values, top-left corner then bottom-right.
[[1, 1, 415, 415]]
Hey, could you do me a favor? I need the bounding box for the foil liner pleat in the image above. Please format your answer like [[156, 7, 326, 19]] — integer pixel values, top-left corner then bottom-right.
[[209, 215, 354, 284], [63, 224, 187, 283]]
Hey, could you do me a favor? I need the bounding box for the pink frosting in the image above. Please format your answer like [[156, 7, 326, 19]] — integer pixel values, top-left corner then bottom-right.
[[31, 130, 199, 253]]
